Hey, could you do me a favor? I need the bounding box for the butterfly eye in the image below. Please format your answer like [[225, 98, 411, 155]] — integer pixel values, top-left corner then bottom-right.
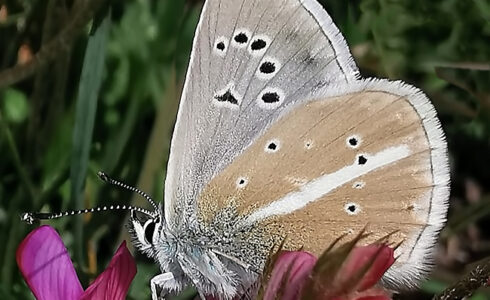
[[144, 220, 156, 244]]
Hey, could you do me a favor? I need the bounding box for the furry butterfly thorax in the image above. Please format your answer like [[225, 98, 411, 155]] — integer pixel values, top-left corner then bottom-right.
[[23, 0, 450, 299]]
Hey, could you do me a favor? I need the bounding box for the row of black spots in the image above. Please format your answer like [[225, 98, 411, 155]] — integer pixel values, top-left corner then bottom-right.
[[213, 83, 241, 109], [256, 57, 280, 80], [257, 88, 285, 109], [213, 83, 285, 110], [346, 135, 367, 168], [232, 29, 271, 54], [214, 30, 270, 56], [214, 31, 247, 56]]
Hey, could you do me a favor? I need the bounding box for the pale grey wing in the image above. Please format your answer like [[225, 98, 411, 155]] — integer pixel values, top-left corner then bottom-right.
[[164, 0, 359, 226]]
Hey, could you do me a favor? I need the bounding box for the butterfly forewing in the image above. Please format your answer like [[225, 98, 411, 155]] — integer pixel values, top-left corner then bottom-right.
[[165, 0, 359, 224], [197, 81, 449, 288]]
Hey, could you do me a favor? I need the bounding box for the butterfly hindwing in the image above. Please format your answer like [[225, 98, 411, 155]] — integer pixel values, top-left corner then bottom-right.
[[197, 79, 449, 289]]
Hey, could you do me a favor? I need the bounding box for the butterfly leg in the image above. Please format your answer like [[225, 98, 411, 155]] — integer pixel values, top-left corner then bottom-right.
[[151, 272, 174, 300]]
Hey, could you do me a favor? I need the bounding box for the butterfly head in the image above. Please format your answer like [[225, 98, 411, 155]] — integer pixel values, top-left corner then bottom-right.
[[129, 208, 166, 258], [130, 204, 270, 297]]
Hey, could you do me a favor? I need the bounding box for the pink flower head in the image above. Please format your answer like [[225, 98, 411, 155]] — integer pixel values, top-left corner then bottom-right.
[[334, 245, 395, 295], [16, 225, 136, 300], [264, 251, 317, 300], [265, 245, 395, 300]]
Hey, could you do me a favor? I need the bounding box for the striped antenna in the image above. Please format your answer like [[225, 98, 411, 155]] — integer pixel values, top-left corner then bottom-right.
[[21, 204, 155, 225], [97, 171, 159, 212]]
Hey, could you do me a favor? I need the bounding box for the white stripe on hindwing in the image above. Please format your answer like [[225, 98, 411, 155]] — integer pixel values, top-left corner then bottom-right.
[[245, 144, 411, 224]]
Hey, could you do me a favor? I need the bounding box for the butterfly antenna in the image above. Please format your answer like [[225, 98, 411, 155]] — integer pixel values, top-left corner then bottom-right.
[[21, 205, 155, 225], [97, 171, 159, 213]]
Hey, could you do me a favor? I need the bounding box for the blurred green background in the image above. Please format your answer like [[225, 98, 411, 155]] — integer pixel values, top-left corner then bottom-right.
[[0, 0, 489, 299]]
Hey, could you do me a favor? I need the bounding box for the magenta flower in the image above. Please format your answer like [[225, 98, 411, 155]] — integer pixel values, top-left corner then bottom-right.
[[264, 245, 394, 300], [264, 251, 317, 300], [16, 225, 136, 300]]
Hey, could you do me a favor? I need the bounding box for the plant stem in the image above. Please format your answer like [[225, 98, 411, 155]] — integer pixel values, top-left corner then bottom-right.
[[0, 0, 106, 88], [433, 259, 490, 300], [0, 112, 37, 204]]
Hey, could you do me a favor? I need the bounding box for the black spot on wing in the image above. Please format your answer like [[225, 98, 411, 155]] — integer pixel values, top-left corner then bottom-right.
[[251, 39, 267, 51], [262, 92, 280, 103], [217, 42, 225, 51], [349, 138, 358, 147], [215, 90, 238, 105], [234, 32, 249, 44], [260, 61, 276, 74]]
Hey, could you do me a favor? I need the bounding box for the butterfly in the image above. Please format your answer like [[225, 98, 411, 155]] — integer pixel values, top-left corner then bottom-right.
[[22, 0, 450, 299]]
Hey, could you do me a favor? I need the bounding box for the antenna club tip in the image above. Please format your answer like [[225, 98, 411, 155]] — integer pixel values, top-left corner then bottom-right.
[[21, 213, 34, 224], [98, 171, 109, 182]]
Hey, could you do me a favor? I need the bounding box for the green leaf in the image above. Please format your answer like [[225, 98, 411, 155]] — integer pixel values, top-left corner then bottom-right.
[[421, 279, 448, 294], [70, 12, 110, 270], [470, 292, 490, 300], [1, 88, 28, 123]]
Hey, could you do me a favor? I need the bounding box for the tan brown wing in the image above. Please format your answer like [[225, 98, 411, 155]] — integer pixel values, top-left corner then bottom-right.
[[197, 80, 449, 288]]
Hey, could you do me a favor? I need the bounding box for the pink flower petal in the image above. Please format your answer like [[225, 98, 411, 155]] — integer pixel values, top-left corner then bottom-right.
[[80, 241, 136, 300], [16, 225, 83, 300], [355, 296, 392, 300], [339, 245, 395, 291], [344, 285, 393, 300], [264, 251, 317, 300]]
